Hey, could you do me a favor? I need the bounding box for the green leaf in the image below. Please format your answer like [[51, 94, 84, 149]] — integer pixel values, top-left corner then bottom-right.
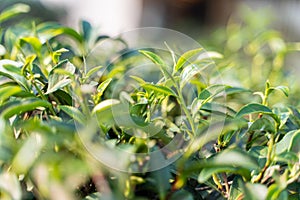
[[139, 50, 166, 66], [37, 23, 83, 44], [0, 3, 30, 23], [198, 88, 211, 100], [19, 37, 42, 52], [130, 75, 146, 85], [1, 98, 51, 119], [266, 184, 287, 200], [274, 86, 289, 97], [235, 103, 280, 123], [229, 177, 243, 200], [224, 87, 251, 95], [21, 54, 36, 75], [97, 78, 112, 97], [85, 66, 103, 79], [52, 89, 73, 105], [200, 102, 236, 116], [139, 50, 172, 79], [92, 99, 120, 125], [151, 156, 171, 199], [275, 130, 300, 154], [141, 83, 176, 96], [180, 61, 213, 88], [92, 99, 120, 114], [198, 84, 227, 100], [288, 130, 300, 153], [198, 149, 258, 182], [268, 86, 289, 97], [81, 20, 92, 41], [169, 190, 193, 200], [0, 85, 22, 105], [0, 60, 30, 90], [236, 103, 271, 117], [59, 105, 86, 124], [175, 48, 203, 71], [248, 118, 275, 133], [46, 60, 76, 94], [53, 27, 84, 44]]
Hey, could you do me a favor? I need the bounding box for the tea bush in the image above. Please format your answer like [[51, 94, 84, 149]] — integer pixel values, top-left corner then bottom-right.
[[0, 3, 299, 200]]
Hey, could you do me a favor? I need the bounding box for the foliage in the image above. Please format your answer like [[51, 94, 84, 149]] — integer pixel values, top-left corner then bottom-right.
[[0, 3, 299, 200]]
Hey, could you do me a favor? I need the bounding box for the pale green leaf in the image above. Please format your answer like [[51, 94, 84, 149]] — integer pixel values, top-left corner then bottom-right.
[[175, 48, 203, 71], [142, 83, 176, 96], [46, 60, 76, 94], [0, 3, 30, 23]]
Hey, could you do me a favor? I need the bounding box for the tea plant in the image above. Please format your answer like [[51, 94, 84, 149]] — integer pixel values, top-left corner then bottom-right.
[[0, 3, 299, 200]]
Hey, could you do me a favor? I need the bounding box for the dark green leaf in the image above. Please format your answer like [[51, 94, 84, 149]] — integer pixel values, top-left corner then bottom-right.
[[248, 118, 275, 133], [51, 89, 73, 105], [81, 20, 92, 41], [229, 176, 243, 200], [151, 158, 171, 199], [235, 103, 280, 123], [169, 190, 193, 200]]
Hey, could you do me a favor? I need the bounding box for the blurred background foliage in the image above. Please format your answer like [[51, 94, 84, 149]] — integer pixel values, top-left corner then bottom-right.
[[0, 1, 299, 200]]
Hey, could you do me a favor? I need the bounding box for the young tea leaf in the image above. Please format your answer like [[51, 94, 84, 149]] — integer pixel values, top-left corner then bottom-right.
[[175, 48, 203, 72], [142, 83, 176, 97], [46, 60, 76, 94], [19, 37, 42, 53], [139, 50, 165, 66]]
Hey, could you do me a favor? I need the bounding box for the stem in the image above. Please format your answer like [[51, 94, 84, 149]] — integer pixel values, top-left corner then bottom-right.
[[222, 173, 230, 198], [212, 174, 223, 190], [177, 89, 196, 137], [253, 133, 275, 183], [31, 79, 57, 116]]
